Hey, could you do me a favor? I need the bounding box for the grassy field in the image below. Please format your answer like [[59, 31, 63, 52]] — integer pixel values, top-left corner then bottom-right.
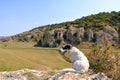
[[0, 42, 71, 71], [0, 42, 120, 79]]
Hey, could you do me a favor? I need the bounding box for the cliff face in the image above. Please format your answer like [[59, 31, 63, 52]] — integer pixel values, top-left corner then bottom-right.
[[1, 11, 120, 47], [34, 25, 119, 47], [1, 25, 119, 47]]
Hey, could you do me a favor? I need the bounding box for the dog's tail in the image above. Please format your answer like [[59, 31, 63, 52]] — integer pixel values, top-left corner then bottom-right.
[[60, 68, 87, 74], [60, 68, 78, 74], [49, 68, 77, 80], [49, 68, 82, 80]]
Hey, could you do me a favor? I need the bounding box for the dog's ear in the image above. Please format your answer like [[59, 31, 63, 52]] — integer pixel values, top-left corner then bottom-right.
[[67, 44, 72, 49], [62, 44, 72, 50]]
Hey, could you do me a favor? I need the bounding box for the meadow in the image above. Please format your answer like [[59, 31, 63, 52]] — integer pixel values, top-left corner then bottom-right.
[[0, 42, 119, 79], [0, 42, 71, 71]]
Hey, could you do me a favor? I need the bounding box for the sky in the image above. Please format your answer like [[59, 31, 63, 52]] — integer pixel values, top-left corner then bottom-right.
[[0, 0, 120, 36]]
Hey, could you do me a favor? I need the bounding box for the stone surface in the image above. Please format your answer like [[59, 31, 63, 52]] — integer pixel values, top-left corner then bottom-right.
[[0, 69, 46, 80], [0, 69, 111, 80], [49, 71, 110, 80]]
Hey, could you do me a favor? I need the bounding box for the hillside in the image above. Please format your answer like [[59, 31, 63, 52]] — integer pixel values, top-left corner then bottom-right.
[[1, 11, 120, 47]]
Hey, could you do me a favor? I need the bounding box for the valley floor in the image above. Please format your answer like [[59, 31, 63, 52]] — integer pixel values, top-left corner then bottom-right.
[[0, 42, 71, 71], [0, 42, 119, 80]]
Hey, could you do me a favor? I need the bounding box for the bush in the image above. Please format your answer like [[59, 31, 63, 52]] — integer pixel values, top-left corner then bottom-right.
[[87, 44, 120, 80], [44, 40, 51, 47], [2, 43, 8, 48], [55, 38, 62, 44]]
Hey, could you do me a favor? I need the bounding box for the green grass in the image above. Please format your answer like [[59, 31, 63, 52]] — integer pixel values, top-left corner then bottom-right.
[[0, 42, 71, 71], [0, 42, 119, 80]]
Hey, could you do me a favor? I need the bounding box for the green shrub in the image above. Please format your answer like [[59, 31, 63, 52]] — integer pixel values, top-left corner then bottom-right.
[[45, 40, 51, 47], [3, 43, 8, 48], [55, 38, 62, 44], [88, 44, 120, 80]]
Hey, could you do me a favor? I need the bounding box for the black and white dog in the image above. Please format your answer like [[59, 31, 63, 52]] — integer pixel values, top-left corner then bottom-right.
[[60, 44, 89, 73]]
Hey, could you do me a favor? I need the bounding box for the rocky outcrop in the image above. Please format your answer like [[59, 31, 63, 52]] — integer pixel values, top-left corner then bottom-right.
[[65, 27, 78, 44], [0, 69, 46, 80], [103, 26, 119, 42], [33, 25, 119, 47], [95, 31, 113, 46], [35, 27, 86, 47], [35, 29, 65, 47], [40, 32, 55, 47], [65, 27, 85, 44], [54, 29, 64, 39], [85, 29, 94, 41], [95, 26, 119, 46], [1, 25, 119, 47], [49, 71, 110, 80], [0, 69, 110, 80]]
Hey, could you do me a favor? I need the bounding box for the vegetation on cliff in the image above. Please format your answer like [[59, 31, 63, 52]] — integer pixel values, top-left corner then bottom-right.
[[0, 11, 120, 48]]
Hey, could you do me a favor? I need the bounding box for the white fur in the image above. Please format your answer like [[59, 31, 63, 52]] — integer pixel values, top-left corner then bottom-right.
[[61, 47, 89, 73]]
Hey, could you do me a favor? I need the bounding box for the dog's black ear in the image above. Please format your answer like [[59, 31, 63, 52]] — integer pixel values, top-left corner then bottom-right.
[[62, 44, 72, 50]]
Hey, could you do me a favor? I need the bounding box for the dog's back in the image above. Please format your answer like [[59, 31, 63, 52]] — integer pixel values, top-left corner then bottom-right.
[[60, 44, 89, 73], [69, 47, 89, 73]]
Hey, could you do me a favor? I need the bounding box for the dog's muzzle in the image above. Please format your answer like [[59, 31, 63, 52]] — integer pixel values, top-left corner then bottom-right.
[[59, 48, 66, 55]]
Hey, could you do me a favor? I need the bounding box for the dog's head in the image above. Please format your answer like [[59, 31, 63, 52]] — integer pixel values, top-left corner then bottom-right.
[[60, 44, 72, 55]]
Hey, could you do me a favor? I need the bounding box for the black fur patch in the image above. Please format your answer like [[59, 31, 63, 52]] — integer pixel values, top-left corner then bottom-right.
[[62, 44, 72, 50]]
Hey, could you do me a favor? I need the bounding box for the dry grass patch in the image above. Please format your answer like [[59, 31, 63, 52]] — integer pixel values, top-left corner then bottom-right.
[[0, 42, 71, 71]]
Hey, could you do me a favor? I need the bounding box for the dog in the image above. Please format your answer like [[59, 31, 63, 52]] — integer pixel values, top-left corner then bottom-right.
[[60, 44, 89, 73]]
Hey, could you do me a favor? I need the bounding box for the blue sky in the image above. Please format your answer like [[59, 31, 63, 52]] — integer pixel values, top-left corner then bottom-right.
[[0, 0, 120, 36]]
